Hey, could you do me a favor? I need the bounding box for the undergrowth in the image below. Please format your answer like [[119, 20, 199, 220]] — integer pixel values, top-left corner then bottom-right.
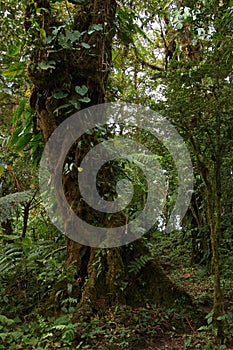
[[0, 218, 232, 349]]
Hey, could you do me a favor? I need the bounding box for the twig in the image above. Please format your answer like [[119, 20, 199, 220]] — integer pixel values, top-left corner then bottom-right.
[[184, 315, 198, 334]]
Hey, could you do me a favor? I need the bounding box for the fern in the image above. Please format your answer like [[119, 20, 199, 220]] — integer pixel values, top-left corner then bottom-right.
[[62, 326, 76, 345], [0, 247, 23, 273], [49, 315, 78, 346], [37, 315, 48, 332], [61, 297, 78, 305], [51, 322, 77, 345], [0, 238, 55, 275], [128, 255, 153, 274], [51, 324, 67, 331]]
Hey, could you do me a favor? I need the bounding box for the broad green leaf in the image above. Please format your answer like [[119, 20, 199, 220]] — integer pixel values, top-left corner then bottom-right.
[[88, 24, 103, 34], [54, 91, 68, 99], [78, 97, 91, 103], [80, 42, 91, 49], [69, 99, 81, 110], [38, 60, 56, 70], [11, 115, 33, 147], [30, 133, 43, 144], [75, 85, 88, 96], [66, 29, 81, 43], [14, 133, 32, 152], [11, 98, 26, 124], [11, 126, 24, 146], [58, 34, 71, 49]]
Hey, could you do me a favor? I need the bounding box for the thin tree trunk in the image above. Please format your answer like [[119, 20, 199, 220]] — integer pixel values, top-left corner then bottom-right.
[[210, 129, 224, 340]]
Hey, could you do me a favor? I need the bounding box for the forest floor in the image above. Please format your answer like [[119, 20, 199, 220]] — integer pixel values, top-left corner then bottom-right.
[[132, 234, 233, 350], [74, 234, 233, 350], [0, 233, 232, 349]]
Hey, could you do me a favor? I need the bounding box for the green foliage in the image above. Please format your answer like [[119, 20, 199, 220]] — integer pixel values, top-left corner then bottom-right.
[[128, 254, 153, 274], [38, 60, 56, 70], [2, 61, 26, 79], [1, 0, 233, 349], [10, 99, 44, 165], [75, 85, 88, 96], [0, 245, 24, 273]]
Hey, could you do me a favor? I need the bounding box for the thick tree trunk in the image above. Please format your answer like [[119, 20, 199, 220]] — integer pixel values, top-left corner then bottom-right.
[[26, 0, 191, 311]]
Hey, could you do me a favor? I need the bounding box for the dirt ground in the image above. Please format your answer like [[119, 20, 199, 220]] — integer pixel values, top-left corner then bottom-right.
[[134, 334, 233, 350]]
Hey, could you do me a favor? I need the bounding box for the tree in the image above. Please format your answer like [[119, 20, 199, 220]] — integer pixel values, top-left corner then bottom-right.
[[160, 0, 233, 339], [24, 0, 190, 311]]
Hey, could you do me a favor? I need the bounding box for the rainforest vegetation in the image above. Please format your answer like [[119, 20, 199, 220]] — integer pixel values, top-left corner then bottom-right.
[[0, 0, 233, 349]]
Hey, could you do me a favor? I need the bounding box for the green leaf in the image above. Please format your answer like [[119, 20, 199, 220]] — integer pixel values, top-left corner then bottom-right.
[[88, 24, 103, 34], [53, 104, 71, 115], [80, 42, 91, 49], [40, 28, 46, 38], [11, 126, 24, 146], [21, 236, 33, 246], [68, 99, 81, 110], [3, 62, 25, 78], [66, 29, 81, 43], [0, 166, 4, 177], [54, 91, 68, 99], [38, 60, 56, 70], [58, 34, 71, 49], [75, 85, 88, 96], [11, 98, 27, 124], [14, 133, 32, 152], [0, 315, 15, 326], [78, 97, 91, 103], [6, 44, 21, 57], [11, 113, 33, 147], [67, 283, 73, 295]]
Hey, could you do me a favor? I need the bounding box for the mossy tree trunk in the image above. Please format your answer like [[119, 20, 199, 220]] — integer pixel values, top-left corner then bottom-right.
[[26, 0, 190, 311], [206, 129, 224, 339]]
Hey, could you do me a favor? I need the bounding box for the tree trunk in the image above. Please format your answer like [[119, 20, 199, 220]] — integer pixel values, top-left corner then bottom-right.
[[207, 131, 224, 340], [26, 0, 191, 311]]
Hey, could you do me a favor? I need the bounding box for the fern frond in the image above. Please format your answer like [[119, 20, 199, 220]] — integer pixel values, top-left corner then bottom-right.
[[0, 247, 23, 273], [128, 255, 153, 274]]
